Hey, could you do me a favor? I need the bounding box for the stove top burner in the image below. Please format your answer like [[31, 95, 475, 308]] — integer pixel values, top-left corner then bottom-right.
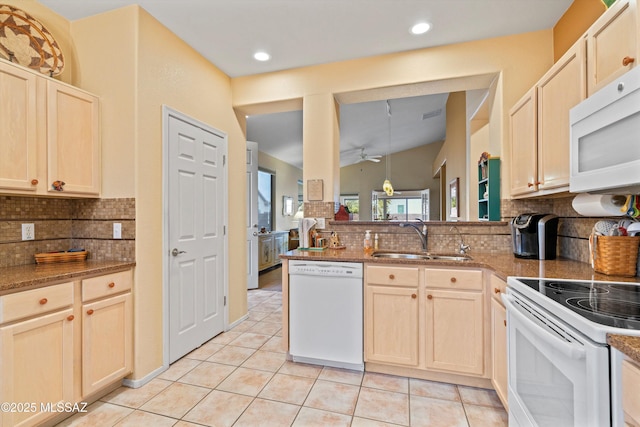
[[542, 281, 609, 294], [516, 278, 640, 329], [566, 297, 640, 320]]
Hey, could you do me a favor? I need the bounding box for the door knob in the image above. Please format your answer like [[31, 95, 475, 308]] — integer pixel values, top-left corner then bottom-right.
[[253, 232, 259, 236], [172, 248, 186, 256]]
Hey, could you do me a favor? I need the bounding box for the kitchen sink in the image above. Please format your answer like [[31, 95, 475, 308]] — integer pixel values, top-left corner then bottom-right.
[[371, 252, 471, 261]]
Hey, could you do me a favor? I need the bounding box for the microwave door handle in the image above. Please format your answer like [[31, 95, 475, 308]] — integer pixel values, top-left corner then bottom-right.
[[502, 294, 586, 360]]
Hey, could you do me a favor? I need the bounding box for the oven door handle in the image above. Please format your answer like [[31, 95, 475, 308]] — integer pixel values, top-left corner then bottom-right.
[[502, 294, 586, 360]]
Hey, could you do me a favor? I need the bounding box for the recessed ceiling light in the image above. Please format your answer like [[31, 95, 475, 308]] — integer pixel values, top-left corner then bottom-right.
[[410, 22, 431, 35], [254, 51, 270, 61]]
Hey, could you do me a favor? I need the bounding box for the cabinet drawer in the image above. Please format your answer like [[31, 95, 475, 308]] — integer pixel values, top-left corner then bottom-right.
[[490, 274, 508, 304], [0, 281, 73, 324], [425, 268, 482, 291], [622, 358, 640, 425], [366, 265, 419, 287], [82, 270, 132, 302]]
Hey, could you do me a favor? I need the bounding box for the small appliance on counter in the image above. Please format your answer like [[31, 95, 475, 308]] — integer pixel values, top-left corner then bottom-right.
[[511, 213, 559, 259]]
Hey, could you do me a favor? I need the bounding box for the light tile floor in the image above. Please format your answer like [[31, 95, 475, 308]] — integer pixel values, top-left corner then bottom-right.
[[58, 289, 507, 426]]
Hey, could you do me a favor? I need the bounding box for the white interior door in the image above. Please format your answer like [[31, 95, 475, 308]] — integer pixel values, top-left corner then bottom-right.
[[246, 141, 259, 290], [166, 109, 226, 363]]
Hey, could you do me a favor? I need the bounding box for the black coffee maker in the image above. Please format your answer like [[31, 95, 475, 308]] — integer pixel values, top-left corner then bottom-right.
[[511, 213, 559, 260]]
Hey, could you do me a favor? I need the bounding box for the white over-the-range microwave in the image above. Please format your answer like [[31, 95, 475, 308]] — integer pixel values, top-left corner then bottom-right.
[[570, 65, 640, 194]]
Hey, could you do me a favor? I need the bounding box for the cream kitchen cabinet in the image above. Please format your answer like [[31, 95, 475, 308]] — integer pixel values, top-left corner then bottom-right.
[[587, 0, 639, 95], [0, 58, 100, 198], [0, 282, 75, 427], [424, 268, 484, 376], [622, 357, 640, 426], [490, 275, 508, 409], [258, 231, 288, 271], [364, 265, 420, 367], [81, 270, 133, 396], [509, 41, 586, 197]]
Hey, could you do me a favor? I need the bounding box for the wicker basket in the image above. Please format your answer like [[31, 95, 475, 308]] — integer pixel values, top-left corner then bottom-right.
[[590, 234, 640, 277], [35, 251, 88, 264]]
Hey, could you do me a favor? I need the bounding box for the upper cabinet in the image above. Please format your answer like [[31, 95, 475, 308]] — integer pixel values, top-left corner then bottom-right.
[[0, 59, 101, 198], [510, 41, 586, 197], [587, 0, 638, 95]]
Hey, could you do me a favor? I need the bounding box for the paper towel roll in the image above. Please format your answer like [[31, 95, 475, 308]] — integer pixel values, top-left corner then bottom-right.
[[571, 193, 626, 217]]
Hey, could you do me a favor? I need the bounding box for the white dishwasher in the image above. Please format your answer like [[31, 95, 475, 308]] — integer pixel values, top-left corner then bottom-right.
[[289, 260, 364, 371]]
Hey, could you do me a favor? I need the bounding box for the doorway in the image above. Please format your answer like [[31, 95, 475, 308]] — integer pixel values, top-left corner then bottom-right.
[[162, 106, 228, 364]]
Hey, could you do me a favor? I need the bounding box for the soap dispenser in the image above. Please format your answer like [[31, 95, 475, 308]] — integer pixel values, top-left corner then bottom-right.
[[364, 230, 373, 255]]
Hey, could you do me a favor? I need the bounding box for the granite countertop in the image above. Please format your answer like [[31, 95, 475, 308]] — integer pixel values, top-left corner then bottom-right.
[[282, 248, 640, 360], [281, 249, 640, 283], [608, 335, 640, 364], [0, 260, 136, 295]]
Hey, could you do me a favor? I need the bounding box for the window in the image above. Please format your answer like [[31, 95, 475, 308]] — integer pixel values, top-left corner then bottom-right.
[[371, 189, 430, 221], [258, 170, 274, 231], [339, 194, 360, 220]]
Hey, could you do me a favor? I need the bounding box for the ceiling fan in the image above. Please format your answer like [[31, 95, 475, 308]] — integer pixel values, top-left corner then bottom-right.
[[355, 147, 382, 163]]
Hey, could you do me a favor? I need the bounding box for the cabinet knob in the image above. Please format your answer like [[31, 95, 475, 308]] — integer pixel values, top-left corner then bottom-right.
[[67, 315, 74, 321], [39, 298, 48, 305], [411, 293, 417, 299], [87, 309, 94, 315], [389, 274, 395, 280], [450, 277, 457, 283], [427, 294, 433, 300], [108, 282, 115, 288], [31, 179, 38, 185], [503, 319, 507, 327], [527, 182, 534, 188], [623, 56, 635, 66], [494, 287, 501, 294]]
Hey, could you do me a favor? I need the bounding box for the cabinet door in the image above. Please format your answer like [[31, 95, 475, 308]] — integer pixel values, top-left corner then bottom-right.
[[47, 81, 100, 196], [491, 297, 508, 409], [365, 285, 419, 366], [82, 293, 132, 396], [0, 61, 38, 192], [587, 0, 638, 95], [425, 289, 484, 375], [258, 235, 274, 271], [0, 308, 74, 427], [274, 233, 287, 265], [509, 87, 538, 197], [537, 41, 586, 192]]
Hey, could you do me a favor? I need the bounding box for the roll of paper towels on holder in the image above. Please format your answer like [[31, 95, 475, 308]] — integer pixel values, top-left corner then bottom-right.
[[571, 193, 626, 217]]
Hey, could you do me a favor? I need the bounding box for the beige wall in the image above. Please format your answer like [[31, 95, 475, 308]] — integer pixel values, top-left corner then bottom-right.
[[340, 142, 444, 221], [232, 30, 555, 209], [258, 152, 303, 231], [70, 6, 247, 380]]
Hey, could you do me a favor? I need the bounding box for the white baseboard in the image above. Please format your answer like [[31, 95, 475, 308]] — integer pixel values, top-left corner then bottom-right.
[[122, 364, 167, 389]]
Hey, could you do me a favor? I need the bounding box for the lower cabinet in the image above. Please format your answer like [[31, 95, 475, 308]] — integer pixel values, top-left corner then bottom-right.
[[365, 284, 420, 366], [258, 231, 288, 271], [491, 296, 508, 408], [622, 358, 640, 426], [0, 269, 132, 427], [82, 270, 133, 395], [365, 264, 487, 380], [424, 268, 484, 376]]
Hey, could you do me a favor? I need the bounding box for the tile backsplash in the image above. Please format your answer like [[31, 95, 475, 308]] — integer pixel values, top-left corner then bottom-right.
[[0, 196, 135, 267]]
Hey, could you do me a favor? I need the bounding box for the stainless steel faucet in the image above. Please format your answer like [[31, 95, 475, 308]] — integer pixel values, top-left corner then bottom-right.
[[450, 225, 470, 255], [400, 219, 428, 251]]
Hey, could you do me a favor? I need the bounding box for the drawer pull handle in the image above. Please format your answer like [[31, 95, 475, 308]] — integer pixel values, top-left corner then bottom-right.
[[39, 298, 48, 305], [108, 282, 116, 288], [87, 309, 94, 315], [411, 293, 417, 299], [67, 315, 74, 321], [494, 287, 501, 294], [31, 179, 38, 185], [623, 56, 635, 66], [450, 277, 457, 283], [427, 294, 433, 300], [389, 274, 395, 280], [504, 319, 507, 327]]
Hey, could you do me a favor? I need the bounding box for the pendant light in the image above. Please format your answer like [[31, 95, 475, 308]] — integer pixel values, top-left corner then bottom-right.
[[383, 100, 394, 196]]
